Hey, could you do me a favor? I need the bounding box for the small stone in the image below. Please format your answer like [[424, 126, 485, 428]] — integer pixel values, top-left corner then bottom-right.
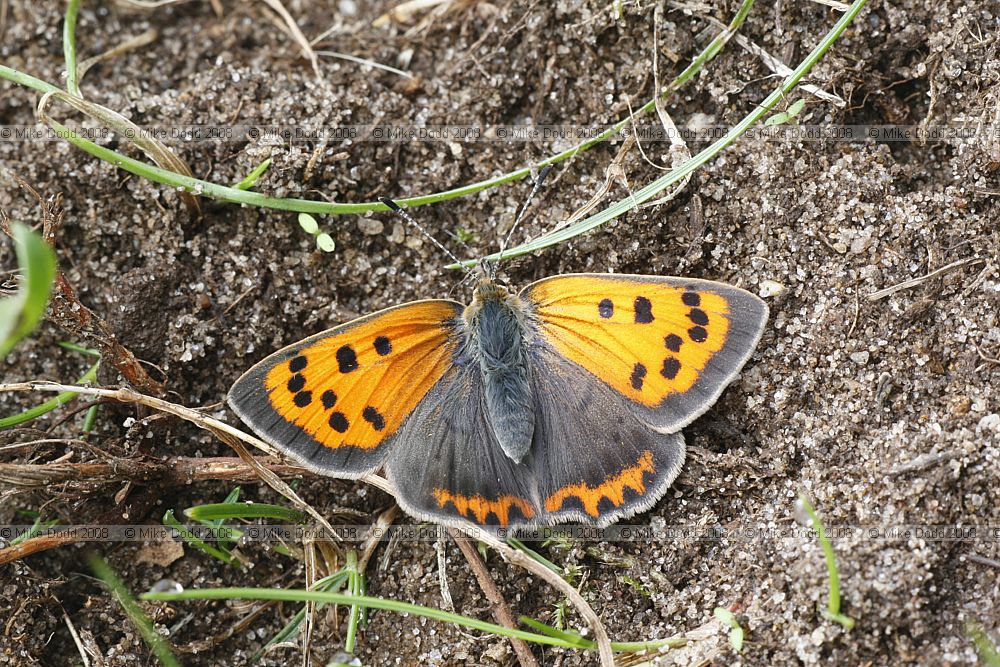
[[759, 279, 787, 298], [976, 414, 1000, 433], [358, 218, 384, 236], [850, 351, 870, 364]]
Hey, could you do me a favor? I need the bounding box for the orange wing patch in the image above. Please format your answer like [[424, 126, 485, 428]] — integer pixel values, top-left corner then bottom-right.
[[433, 489, 536, 526], [262, 301, 458, 450], [527, 276, 732, 408], [543, 450, 656, 517]]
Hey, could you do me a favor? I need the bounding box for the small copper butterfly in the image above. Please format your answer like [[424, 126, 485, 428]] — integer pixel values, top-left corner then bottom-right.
[[228, 267, 768, 528]]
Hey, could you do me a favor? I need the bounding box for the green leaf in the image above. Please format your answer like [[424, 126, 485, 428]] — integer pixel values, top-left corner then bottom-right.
[[316, 233, 336, 252], [0, 223, 57, 358], [298, 212, 319, 234], [730, 626, 745, 651], [714, 607, 737, 626], [235, 158, 273, 191], [765, 98, 806, 126]]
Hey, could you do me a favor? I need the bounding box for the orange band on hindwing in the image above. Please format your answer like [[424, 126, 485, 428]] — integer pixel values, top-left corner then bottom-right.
[[543, 450, 656, 517], [432, 489, 536, 526]]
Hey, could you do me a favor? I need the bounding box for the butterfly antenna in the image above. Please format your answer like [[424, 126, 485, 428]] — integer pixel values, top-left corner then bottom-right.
[[493, 165, 554, 279], [379, 198, 473, 277]]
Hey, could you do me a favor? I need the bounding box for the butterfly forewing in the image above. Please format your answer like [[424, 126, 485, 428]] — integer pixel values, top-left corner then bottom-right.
[[227, 300, 463, 477], [524, 274, 768, 433]]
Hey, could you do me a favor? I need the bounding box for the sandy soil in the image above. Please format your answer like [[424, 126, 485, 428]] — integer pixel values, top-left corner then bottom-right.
[[1, 1, 998, 665]]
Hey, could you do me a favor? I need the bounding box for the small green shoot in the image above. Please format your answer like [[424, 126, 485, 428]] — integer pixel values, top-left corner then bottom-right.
[[552, 599, 568, 630], [183, 501, 308, 523], [507, 537, 561, 574], [453, 226, 476, 244], [298, 213, 336, 252], [0, 222, 57, 358], [10, 514, 60, 546], [967, 620, 1000, 667], [89, 554, 181, 667], [796, 494, 855, 629], [235, 158, 273, 190], [619, 575, 651, 598], [0, 359, 99, 429], [298, 212, 319, 234], [714, 607, 745, 652], [765, 98, 806, 126], [316, 233, 336, 252], [162, 509, 242, 567]]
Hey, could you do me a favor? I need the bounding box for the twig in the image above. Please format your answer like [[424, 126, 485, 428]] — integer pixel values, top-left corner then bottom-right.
[[78, 30, 160, 83], [887, 450, 957, 476], [261, 0, 321, 79], [867, 258, 983, 301], [639, 4, 694, 208], [436, 527, 455, 612], [7, 176, 165, 393], [966, 553, 1000, 570], [0, 456, 308, 487], [450, 529, 542, 667], [0, 486, 161, 565], [63, 609, 92, 667]]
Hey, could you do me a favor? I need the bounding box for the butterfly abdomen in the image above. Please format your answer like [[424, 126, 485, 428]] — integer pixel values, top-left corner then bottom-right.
[[465, 283, 536, 463]]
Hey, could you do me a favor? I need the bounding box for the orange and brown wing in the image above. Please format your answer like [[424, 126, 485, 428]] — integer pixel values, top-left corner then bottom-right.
[[228, 299, 463, 477], [523, 273, 767, 433]]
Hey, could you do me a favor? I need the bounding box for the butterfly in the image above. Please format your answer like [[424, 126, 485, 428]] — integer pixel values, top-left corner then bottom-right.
[[228, 272, 767, 529]]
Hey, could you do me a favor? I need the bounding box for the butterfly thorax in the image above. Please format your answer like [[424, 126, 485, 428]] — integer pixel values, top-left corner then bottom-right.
[[462, 279, 536, 463]]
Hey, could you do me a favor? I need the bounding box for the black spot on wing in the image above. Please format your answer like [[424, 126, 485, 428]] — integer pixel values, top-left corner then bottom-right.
[[688, 308, 709, 326], [689, 326, 708, 343], [630, 363, 647, 390], [634, 296, 654, 324], [321, 390, 338, 409], [374, 336, 392, 356], [664, 334, 683, 353], [287, 374, 306, 393], [329, 412, 349, 433], [289, 355, 307, 372], [598, 298, 614, 318], [363, 406, 385, 431], [661, 357, 681, 380], [336, 345, 359, 373]]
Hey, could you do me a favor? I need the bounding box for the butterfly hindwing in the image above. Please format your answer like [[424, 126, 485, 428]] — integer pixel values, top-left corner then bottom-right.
[[384, 364, 540, 527], [227, 300, 463, 477], [523, 274, 768, 433], [528, 343, 686, 526]]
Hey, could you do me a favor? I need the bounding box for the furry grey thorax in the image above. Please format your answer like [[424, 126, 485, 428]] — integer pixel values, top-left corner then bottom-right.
[[461, 279, 536, 463]]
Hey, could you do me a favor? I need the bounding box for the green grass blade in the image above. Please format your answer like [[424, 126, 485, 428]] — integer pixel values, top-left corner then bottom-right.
[[0, 0, 752, 226], [63, 0, 83, 97], [0, 223, 57, 358], [144, 587, 598, 649], [458, 0, 869, 266], [89, 554, 181, 667], [235, 158, 273, 190], [798, 495, 855, 629], [0, 360, 99, 429], [183, 502, 307, 523], [162, 510, 241, 567]]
